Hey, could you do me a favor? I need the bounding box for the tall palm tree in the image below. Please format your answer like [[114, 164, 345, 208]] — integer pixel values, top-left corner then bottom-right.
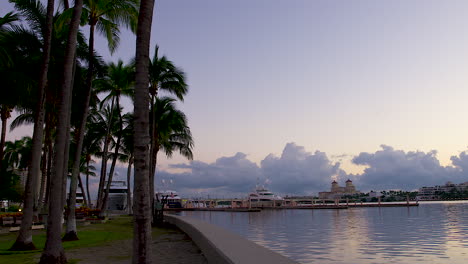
[[133, 0, 155, 262], [94, 60, 134, 212], [39, 0, 83, 263], [67, 1, 138, 235], [7, 0, 55, 252], [146, 45, 188, 214]]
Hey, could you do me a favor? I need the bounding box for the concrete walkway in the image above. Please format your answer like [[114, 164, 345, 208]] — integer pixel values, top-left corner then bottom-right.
[[166, 214, 299, 264], [66, 227, 207, 264]]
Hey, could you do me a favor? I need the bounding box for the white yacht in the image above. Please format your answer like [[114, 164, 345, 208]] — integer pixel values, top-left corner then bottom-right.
[[155, 190, 182, 208], [106, 181, 128, 211], [248, 186, 284, 207]]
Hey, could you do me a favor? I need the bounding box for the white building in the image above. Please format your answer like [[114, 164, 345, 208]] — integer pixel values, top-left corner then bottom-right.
[[417, 181, 468, 200]]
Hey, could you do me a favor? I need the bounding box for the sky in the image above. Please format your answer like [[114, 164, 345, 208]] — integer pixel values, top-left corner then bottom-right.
[[3, 0, 468, 197]]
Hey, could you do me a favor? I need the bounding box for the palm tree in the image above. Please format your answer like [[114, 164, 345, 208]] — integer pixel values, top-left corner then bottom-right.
[[152, 97, 193, 158], [94, 60, 134, 212], [66, 0, 138, 235], [0, 11, 20, 171], [39, 0, 83, 262], [120, 112, 134, 214], [2, 136, 32, 171], [82, 155, 97, 206], [81, 118, 101, 206], [150, 97, 193, 217], [7, 0, 55, 252], [133, 0, 155, 262], [147, 45, 188, 213]]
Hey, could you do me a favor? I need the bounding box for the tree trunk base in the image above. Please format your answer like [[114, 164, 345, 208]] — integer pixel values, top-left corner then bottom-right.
[[9, 241, 37, 251], [39, 252, 67, 264], [62, 231, 79, 241]]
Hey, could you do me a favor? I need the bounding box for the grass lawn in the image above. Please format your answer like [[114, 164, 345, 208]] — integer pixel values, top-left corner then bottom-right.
[[0, 216, 169, 264]]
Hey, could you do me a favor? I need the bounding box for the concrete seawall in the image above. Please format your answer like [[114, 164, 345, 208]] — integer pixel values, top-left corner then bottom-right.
[[165, 214, 299, 264]]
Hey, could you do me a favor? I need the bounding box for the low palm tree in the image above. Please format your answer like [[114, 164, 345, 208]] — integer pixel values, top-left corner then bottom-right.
[[120, 112, 134, 214], [0, 11, 24, 172], [2, 137, 32, 171], [149, 97, 193, 215]]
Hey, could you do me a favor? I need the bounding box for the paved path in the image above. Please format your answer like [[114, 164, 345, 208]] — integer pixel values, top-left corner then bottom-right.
[[66, 228, 208, 264]]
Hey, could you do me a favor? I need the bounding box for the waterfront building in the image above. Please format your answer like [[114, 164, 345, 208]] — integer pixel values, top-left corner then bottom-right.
[[417, 181, 468, 200], [319, 179, 360, 199]]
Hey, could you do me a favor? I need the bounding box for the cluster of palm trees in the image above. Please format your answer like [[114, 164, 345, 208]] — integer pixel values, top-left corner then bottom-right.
[[0, 1, 191, 263]]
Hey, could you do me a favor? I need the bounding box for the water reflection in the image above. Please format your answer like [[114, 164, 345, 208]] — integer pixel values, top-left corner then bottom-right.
[[181, 201, 468, 264]]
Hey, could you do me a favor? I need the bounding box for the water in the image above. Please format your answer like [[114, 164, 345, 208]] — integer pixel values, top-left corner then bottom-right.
[[179, 201, 468, 264]]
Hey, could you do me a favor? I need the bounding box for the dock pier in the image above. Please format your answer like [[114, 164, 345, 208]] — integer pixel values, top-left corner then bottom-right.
[[165, 197, 419, 211]]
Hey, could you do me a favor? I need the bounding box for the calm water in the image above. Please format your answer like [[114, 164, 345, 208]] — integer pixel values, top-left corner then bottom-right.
[[179, 201, 468, 264]]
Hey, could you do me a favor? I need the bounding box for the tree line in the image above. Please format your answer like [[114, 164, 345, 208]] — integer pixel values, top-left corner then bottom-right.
[[0, 1, 188, 263]]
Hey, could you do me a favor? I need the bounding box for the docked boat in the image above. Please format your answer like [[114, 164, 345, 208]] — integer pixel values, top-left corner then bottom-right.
[[106, 180, 128, 211], [248, 186, 284, 207], [155, 190, 182, 208]]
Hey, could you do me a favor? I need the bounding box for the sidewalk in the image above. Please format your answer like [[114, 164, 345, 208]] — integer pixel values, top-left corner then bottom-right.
[[65, 226, 208, 264]]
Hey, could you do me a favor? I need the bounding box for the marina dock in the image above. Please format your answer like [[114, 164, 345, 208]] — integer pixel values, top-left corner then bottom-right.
[[164, 198, 419, 211]]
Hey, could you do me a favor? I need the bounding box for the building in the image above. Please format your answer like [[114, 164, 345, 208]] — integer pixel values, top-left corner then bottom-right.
[[417, 181, 468, 200], [319, 179, 360, 199]]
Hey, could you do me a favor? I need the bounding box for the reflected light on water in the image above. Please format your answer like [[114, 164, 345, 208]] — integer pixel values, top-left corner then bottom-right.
[[181, 201, 468, 264]]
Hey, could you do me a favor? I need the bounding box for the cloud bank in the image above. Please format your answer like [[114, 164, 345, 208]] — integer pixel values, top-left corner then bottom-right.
[[84, 143, 468, 199], [153, 143, 468, 197]]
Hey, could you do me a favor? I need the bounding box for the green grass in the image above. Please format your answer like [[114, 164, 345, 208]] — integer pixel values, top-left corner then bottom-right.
[[0, 216, 170, 264]]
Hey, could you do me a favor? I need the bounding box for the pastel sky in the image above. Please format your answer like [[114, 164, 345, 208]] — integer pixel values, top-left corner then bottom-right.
[[3, 0, 468, 196]]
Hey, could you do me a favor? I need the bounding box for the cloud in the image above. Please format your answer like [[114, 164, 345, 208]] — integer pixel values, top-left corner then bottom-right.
[[158, 152, 261, 197], [155, 143, 344, 196], [350, 145, 463, 190], [260, 143, 345, 195]]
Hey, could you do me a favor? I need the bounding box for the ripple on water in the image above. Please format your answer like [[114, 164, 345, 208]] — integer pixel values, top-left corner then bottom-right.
[[181, 201, 468, 264]]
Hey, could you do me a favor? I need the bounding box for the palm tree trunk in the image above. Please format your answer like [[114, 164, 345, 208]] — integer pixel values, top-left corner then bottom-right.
[[38, 144, 47, 210], [64, 57, 92, 239], [97, 97, 115, 209], [149, 140, 158, 217], [133, 0, 155, 262], [0, 106, 10, 171], [10, 0, 55, 251], [78, 175, 87, 207], [127, 155, 133, 214], [86, 159, 92, 206], [61, 108, 71, 209], [69, 15, 96, 210], [44, 138, 53, 207], [39, 1, 83, 263], [149, 94, 157, 212], [100, 98, 123, 213], [61, 53, 77, 240]]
